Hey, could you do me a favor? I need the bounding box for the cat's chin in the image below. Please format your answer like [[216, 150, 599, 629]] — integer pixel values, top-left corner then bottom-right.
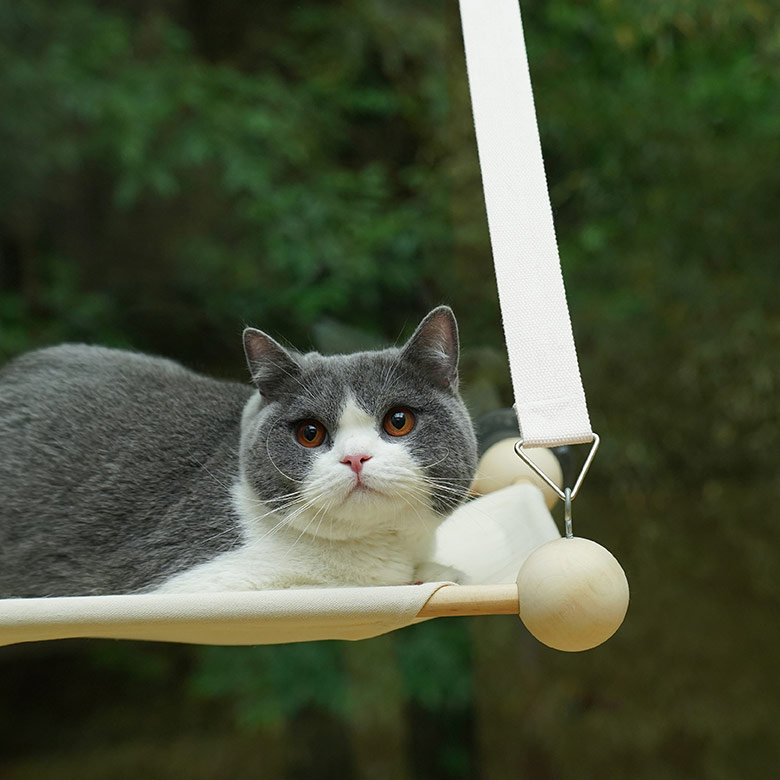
[[288, 490, 439, 542], [341, 481, 379, 500]]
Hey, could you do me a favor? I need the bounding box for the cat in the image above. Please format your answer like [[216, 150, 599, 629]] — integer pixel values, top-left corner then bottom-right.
[[0, 307, 485, 597]]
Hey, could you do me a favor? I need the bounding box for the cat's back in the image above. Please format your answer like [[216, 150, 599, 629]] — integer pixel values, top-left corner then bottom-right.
[[0, 343, 251, 451], [2, 342, 209, 405], [3, 344, 162, 442]]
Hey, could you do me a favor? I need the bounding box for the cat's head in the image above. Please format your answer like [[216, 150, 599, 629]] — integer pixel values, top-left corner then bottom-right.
[[238, 307, 478, 541]]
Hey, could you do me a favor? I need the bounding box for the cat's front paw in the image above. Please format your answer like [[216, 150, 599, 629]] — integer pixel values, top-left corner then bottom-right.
[[413, 562, 466, 585]]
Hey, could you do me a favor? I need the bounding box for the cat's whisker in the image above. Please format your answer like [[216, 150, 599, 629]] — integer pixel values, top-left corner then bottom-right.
[[240, 490, 322, 536], [424, 475, 478, 483], [254, 516, 295, 544], [407, 486, 463, 503], [196, 526, 242, 549], [312, 496, 336, 541], [287, 499, 330, 552], [250, 497, 321, 545], [245, 492, 309, 517], [420, 477, 471, 495], [263, 490, 308, 507], [418, 449, 455, 470], [264, 428, 306, 484], [240, 492, 304, 510], [188, 456, 237, 496], [394, 491, 428, 524]]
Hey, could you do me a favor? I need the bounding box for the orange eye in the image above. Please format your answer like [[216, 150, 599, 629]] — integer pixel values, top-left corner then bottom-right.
[[383, 407, 415, 437], [296, 420, 327, 448]]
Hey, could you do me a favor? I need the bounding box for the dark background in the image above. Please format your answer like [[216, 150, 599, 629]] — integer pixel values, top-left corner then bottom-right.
[[1, 1, 778, 777]]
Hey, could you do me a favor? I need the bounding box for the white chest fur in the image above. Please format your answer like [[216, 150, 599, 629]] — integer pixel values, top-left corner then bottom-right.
[[157, 531, 427, 592], [156, 488, 432, 592]]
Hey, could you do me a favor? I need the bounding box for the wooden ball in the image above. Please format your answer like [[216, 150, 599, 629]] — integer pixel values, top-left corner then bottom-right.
[[472, 438, 562, 509], [516, 537, 629, 652]]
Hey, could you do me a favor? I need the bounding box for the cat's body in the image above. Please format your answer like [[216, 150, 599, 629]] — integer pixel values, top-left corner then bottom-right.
[[0, 345, 251, 595], [0, 308, 480, 596]]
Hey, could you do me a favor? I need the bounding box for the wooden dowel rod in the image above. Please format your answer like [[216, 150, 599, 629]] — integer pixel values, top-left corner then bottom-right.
[[416, 584, 519, 618]]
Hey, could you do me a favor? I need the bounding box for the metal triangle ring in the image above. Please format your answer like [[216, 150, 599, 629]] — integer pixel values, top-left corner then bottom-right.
[[513, 433, 600, 502]]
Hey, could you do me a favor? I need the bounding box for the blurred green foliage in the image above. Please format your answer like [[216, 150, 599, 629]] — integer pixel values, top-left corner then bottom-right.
[[194, 642, 351, 728], [0, 0, 459, 363], [1, 1, 778, 778], [193, 617, 473, 729]]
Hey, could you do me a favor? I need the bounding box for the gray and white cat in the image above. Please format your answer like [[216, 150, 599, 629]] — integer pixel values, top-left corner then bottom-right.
[[0, 307, 484, 597]]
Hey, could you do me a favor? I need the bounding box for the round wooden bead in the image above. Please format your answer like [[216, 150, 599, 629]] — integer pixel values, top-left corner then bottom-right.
[[516, 537, 629, 652], [471, 438, 562, 509]]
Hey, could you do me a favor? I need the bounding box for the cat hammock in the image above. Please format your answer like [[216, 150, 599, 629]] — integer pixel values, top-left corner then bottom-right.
[[0, 0, 627, 651]]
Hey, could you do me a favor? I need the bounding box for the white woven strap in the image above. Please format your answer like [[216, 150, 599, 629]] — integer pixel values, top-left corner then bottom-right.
[[459, 0, 593, 448]]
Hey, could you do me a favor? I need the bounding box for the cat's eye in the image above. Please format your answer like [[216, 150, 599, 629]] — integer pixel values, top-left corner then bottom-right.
[[296, 420, 327, 448], [383, 407, 415, 437]]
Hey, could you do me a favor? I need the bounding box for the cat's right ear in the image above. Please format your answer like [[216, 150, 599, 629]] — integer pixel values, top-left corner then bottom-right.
[[243, 328, 300, 398]]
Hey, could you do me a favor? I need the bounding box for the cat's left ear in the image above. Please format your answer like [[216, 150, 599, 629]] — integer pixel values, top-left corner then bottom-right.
[[243, 328, 300, 398], [401, 306, 460, 391]]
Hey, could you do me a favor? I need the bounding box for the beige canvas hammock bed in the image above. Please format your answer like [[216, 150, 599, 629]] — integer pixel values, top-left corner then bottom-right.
[[0, 584, 521, 647], [0, 474, 563, 647]]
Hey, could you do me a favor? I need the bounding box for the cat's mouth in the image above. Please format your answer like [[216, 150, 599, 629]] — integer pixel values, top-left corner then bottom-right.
[[347, 479, 383, 498]]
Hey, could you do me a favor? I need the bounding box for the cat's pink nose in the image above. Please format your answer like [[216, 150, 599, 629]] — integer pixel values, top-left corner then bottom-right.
[[341, 454, 372, 475]]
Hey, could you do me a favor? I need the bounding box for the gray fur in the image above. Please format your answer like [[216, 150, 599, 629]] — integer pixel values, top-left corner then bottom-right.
[[0, 307, 477, 596]]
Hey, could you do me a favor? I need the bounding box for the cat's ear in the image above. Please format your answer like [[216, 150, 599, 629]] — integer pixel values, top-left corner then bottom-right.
[[401, 306, 460, 391], [243, 328, 300, 398]]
